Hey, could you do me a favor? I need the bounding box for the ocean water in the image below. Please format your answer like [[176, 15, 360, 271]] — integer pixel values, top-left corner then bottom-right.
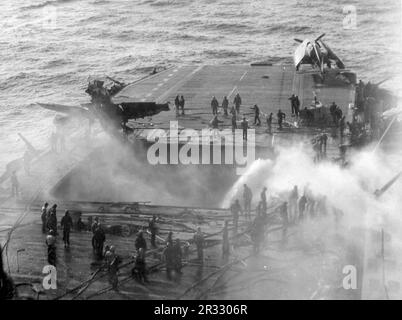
[[0, 0, 401, 170]]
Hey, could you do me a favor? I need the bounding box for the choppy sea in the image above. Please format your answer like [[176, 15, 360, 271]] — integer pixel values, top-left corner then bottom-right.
[[0, 0, 401, 170]]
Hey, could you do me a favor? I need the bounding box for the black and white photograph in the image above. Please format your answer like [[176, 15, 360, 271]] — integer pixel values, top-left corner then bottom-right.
[[1, 0, 402, 305]]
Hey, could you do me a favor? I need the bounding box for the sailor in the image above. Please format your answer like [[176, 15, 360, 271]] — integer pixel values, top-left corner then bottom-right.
[[60, 210, 73, 248], [260, 187, 268, 215], [46, 205, 58, 234], [231, 109, 237, 131], [253, 104, 261, 126], [306, 197, 316, 219], [266, 113, 273, 134], [222, 96, 229, 116], [211, 96, 219, 115], [241, 117, 248, 140], [0, 245, 15, 300], [339, 115, 346, 140], [163, 242, 175, 279], [230, 199, 242, 236], [148, 215, 158, 248], [91, 217, 99, 249], [133, 247, 147, 283], [179, 95, 185, 115], [335, 106, 343, 124], [135, 231, 147, 254], [105, 246, 121, 290], [233, 93, 242, 114], [166, 231, 173, 246], [277, 109, 285, 130], [243, 184, 252, 220], [298, 193, 307, 222], [329, 102, 337, 124], [41, 202, 49, 233], [91, 217, 99, 234], [210, 115, 223, 129], [93, 224, 106, 259], [46, 229, 57, 266], [295, 96, 301, 116], [174, 95, 180, 116], [288, 94, 296, 115], [173, 239, 183, 274], [222, 220, 230, 258], [193, 227, 205, 263], [10, 171, 19, 198], [76, 216, 86, 232]]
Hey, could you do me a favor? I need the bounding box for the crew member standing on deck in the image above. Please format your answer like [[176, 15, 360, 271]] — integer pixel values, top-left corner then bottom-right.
[[93, 223, 106, 259], [288, 94, 296, 115], [179, 95, 185, 115], [222, 96, 229, 116], [174, 95, 180, 116], [61, 210, 73, 248], [173, 239, 183, 274], [230, 199, 242, 236], [233, 93, 242, 114], [231, 107, 237, 131], [193, 227, 204, 263], [148, 215, 158, 248], [41, 202, 49, 233], [46, 205, 58, 234], [253, 104, 261, 126], [295, 96, 301, 116], [46, 229, 57, 266], [243, 184, 252, 220], [298, 193, 307, 222], [211, 96, 219, 115], [133, 247, 147, 283], [135, 231, 147, 255], [241, 117, 248, 140], [277, 109, 286, 130], [163, 242, 175, 279], [267, 113, 273, 134]]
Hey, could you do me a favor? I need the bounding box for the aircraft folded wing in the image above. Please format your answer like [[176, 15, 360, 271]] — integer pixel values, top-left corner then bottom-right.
[[320, 41, 345, 69], [37, 103, 90, 118]]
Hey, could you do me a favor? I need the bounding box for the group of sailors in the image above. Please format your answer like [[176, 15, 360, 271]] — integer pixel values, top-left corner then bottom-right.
[[226, 183, 343, 255], [40, 203, 74, 266], [207, 92, 290, 138], [36, 204, 210, 289]]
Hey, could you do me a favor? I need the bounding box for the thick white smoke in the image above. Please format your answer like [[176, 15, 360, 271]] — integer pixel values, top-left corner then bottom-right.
[[222, 142, 402, 228]]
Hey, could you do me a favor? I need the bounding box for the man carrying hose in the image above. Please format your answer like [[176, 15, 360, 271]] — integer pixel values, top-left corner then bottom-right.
[[193, 227, 205, 264]]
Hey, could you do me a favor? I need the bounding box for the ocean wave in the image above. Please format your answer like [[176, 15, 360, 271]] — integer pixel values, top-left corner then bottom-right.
[[140, 0, 189, 7], [21, 0, 76, 10]]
